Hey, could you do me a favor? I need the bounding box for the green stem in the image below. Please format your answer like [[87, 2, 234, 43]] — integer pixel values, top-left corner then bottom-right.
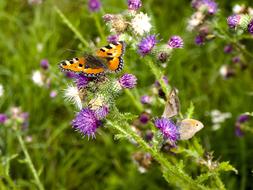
[[16, 131, 44, 190], [55, 6, 89, 47], [124, 89, 143, 112], [146, 60, 170, 95], [93, 14, 106, 43]]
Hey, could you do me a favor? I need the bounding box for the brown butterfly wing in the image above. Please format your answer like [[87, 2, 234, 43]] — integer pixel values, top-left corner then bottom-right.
[[162, 88, 180, 118]]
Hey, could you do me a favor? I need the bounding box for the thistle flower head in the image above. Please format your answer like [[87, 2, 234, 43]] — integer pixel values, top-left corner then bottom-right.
[[103, 14, 114, 22], [88, 0, 101, 12], [50, 90, 58, 98], [64, 85, 82, 110], [223, 44, 233, 54], [140, 95, 152, 104], [227, 14, 241, 28], [110, 15, 128, 33], [107, 34, 119, 44], [131, 12, 152, 36], [65, 71, 76, 79], [0, 114, 7, 124], [154, 118, 179, 145], [138, 35, 157, 56], [168, 36, 184, 49], [75, 74, 89, 89], [195, 35, 205, 45], [119, 74, 137, 89], [193, 0, 217, 14], [202, 0, 217, 14], [248, 19, 253, 35], [155, 76, 169, 87], [94, 105, 109, 120], [128, 0, 142, 11], [139, 112, 150, 124], [235, 123, 244, 137], [72, 108, 101, 138], [40, 59, 49, 70], [237, 114, 250, 123]]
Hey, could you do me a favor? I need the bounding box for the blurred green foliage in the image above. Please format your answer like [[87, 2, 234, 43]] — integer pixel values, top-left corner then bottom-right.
[[0, 0, 253, 189]]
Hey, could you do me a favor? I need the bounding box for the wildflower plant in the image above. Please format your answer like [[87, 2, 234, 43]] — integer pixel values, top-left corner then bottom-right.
[[55, 0, 238, 189]]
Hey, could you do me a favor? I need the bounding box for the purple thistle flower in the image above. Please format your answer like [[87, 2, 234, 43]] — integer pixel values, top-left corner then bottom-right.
[[65, 71, 76, 79], [223, 44, 233, 54], [155, 76, 169, 87], [232, 56, 240, 63], [202, 0, 217, 14], [72, 108, 101, 138], [145, 130, 153, 141], [195, 35, 205, 45], [139, 112, 150, 124], [248, 19, 253, 35], [50, 90, 57, 98], [0, 114, 7, 124], [94, 105, 109, 120], [140, 95, 152, 104], [107, 34, 119, 44], [235, 123, 244, 137], [88, 0, 101, 12], [138, 35, 157, 56], [119, 74, 137, 89], [128, 0, 142, 11], [154, 118, 179, 144], [75, 74, 89, 89], [40, 59, 49, 70], [237, 114, 250, 123], [192, 0, 217, 14], [103, 14, 114, 22], [168, 36, 184, 49], [227, 15, 241, 28]]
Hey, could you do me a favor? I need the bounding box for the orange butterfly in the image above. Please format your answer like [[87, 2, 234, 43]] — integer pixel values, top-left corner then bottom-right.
[[59, 41, 125, 77]]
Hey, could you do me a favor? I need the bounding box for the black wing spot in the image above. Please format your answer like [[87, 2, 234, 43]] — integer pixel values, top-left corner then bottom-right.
[[107, 53, 113, 56], [61, 62, 67, 66], [106, 57, 113, 61], [105, 45, 112, 49], [69, 60, 74, 64], [100, 48, 106, 52], [79, 64, 83, 67]]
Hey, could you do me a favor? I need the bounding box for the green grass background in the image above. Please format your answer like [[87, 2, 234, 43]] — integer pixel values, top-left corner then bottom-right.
[[0, 0, 253, 189]]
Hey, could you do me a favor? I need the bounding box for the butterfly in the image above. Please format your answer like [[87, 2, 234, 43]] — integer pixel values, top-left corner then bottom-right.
[[177, 119, 204, 140], [59, 41, 125, 77], [162, 88, 204, 140], [162, 88, 180, 118]]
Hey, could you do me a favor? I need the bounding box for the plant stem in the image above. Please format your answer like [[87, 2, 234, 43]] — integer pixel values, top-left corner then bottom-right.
[[124, 89, 143, 112], [93, 14, 106, 43], [55, 6, 89, 48], [16, 131, 44, 190], [146, 60, 170, 96]]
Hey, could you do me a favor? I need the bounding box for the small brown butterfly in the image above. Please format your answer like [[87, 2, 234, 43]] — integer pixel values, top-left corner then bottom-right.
[[162, 88, 180, 118]]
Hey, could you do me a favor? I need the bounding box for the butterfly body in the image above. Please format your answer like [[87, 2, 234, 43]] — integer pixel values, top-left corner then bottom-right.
[[59, 41, 125, 77]]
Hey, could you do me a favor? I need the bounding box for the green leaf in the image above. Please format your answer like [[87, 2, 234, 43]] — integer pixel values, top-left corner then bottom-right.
[[216, 162, 238, 174]]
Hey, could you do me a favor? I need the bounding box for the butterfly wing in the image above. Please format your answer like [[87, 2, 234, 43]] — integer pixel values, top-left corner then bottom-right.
[[59, 55, 106, 77], [96, 41, 125, 72], [177, 119, 204, 140], [162, 88, 180, 118]]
